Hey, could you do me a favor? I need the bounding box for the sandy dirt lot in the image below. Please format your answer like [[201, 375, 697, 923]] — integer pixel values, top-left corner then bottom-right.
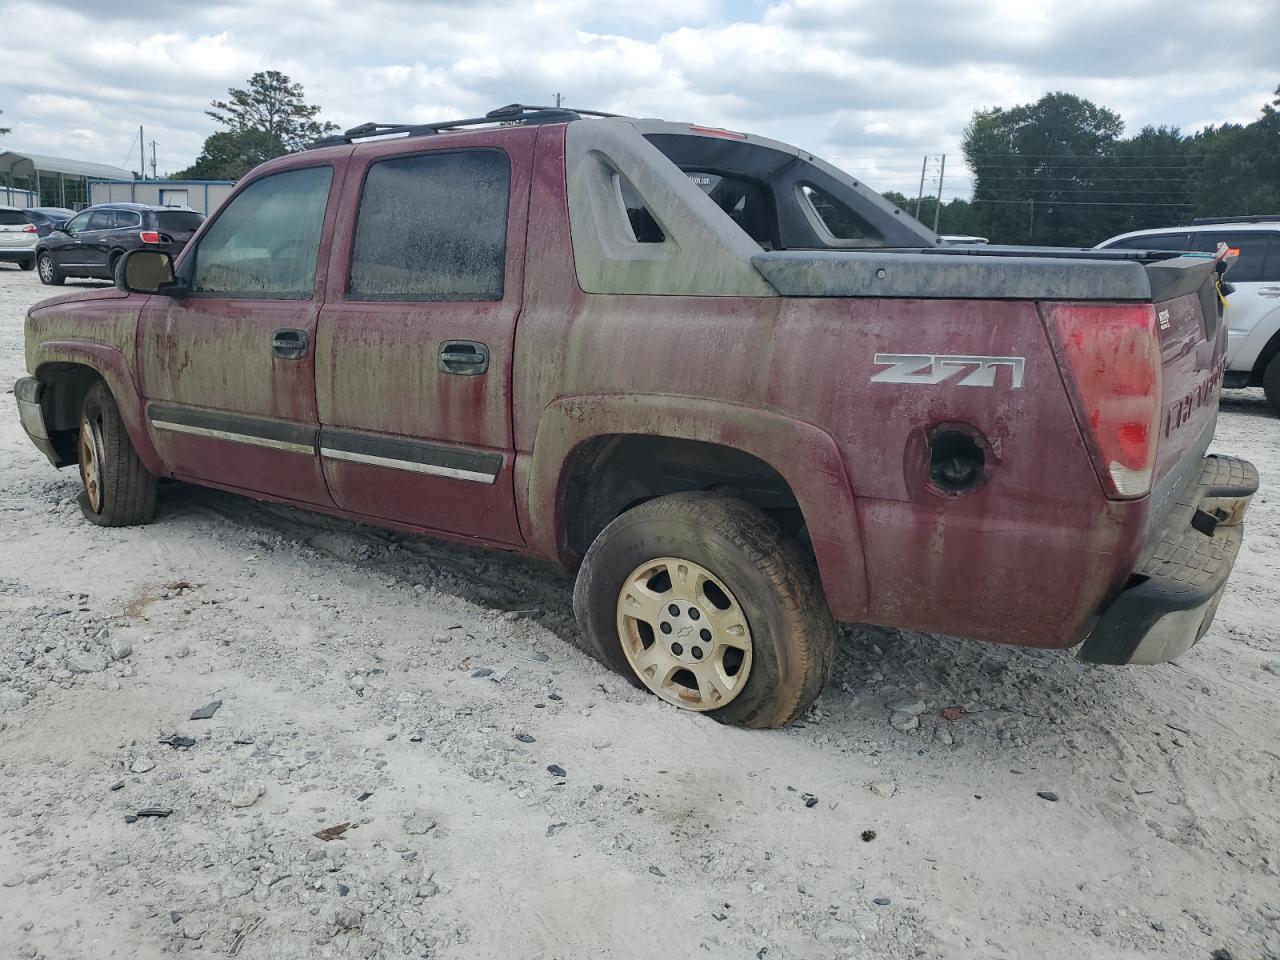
[[0, 263, 1278, 960]]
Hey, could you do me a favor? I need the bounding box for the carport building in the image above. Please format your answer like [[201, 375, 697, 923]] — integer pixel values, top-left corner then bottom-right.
[[0, 150, 134, 209]]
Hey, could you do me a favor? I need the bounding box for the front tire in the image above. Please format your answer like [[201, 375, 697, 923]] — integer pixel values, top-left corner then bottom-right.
[[37, 252, 63, 285], [1263, 355, 1280, 416], [572, 492, 836, 729], [77, 381, 157, 526]]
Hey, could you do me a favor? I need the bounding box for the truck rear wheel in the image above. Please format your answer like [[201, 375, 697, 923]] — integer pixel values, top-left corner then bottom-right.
[[1263, 355, 1280, 415], [77, 381, 157, 526], [572, 492, 835, 729]]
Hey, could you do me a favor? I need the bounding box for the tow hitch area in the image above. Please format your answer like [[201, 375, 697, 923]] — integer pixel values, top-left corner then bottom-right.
[[1079, 455, 1258, 666]]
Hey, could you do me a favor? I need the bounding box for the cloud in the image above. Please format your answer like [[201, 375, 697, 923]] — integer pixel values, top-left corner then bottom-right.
[[0, 0, 1274, 189]]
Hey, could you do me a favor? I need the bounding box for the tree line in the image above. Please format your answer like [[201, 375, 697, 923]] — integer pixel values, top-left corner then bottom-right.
[[886, 86, 1279, 246]]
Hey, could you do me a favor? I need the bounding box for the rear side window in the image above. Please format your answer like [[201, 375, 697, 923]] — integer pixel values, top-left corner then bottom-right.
[[348, 150, 509, 301], [155, 211, 204, 232], [1189, 232, 1278, 283], [191, 166, 332, 299], [616, 174, 665, 243], [111, 210, 141, 229], [801, 185, 881, 242], [0, 210, 27, 226], [86, 210, 114, 231], [1103, 233, 1191, 251]]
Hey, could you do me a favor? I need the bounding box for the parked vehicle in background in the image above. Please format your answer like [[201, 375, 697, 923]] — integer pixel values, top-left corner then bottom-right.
[[14, 105, 1258, 728], [0, 205, 38, 269], [1098, 216, 1280, 413], [34, 202, 204, 285], [22, 206, 76, 238]]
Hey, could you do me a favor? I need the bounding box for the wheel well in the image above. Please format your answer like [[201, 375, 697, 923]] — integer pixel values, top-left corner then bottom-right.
[[34, 362, 104, 463], [1250, 327, 1280, 386], [559, 434, 808, 563]]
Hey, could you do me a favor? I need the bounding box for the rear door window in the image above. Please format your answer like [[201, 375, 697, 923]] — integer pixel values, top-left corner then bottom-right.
[[86, 210, 114, 231], [1189, 231, 1278, 283], [111, 210, 142, 229], [348, 149, 510, 301], [190, 166, 333, 299]]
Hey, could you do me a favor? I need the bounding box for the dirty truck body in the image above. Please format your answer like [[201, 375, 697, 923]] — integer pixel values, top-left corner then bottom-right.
[[16, 108, 1258, 727]]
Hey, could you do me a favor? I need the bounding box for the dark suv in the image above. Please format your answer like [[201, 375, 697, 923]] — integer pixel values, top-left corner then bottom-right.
[[35, 203, 204, 285]]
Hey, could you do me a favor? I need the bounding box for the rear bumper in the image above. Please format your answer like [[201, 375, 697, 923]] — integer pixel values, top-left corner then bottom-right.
[[0, 249, 35, 264], [14, 377, 65, 467], [1079, 455, 1258, 665]]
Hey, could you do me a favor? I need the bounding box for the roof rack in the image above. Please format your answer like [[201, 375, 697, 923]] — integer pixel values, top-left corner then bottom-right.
[[1189, 215, 1280, 226], [310, 103, 623, 149]]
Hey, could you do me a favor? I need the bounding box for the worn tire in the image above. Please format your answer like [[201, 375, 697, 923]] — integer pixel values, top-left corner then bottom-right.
[[572, 492, 836, 728], [37, 252, 63, 285], [1264, 355, 1280, 416], [77, 381, 157, 526]]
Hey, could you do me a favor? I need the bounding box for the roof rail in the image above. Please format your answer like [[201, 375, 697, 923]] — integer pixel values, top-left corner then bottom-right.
[[310, 103, 623, 149], [1189, 215, 1280, 226]]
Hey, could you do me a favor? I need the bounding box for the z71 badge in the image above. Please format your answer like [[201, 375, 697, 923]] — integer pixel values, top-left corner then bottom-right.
[[871, 353, 1025, 389]]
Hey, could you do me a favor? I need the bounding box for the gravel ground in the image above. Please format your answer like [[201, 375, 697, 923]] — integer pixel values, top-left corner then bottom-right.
[[1, 262, 1278, 960]]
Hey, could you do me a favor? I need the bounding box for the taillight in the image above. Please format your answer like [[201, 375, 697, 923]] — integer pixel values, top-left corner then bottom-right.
[[1045, 302, 1162, 499], [23, 224, 37, 233], [139, 230, 161, 244]]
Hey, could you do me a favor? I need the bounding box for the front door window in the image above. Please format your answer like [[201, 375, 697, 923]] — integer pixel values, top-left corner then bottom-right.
[[189, 166, 333, 299]]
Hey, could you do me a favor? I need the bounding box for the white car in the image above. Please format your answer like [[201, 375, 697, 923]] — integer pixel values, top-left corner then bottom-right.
[[0, 205, 38, 270], [1097, 217, 1280, 413]]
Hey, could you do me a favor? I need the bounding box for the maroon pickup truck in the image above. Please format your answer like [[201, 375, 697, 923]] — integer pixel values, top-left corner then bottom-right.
[[15, 104, 1258, 728]]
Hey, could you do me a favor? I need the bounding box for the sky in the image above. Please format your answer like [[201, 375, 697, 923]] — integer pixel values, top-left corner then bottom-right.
[[0, 0, 1276, 199]]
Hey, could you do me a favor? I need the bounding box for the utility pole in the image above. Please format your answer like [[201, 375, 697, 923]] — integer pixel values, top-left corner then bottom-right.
[[138, 125, 145, 179], [554, 92, 563, 108], [914, 155, 927, 218], [932, 154, 946, 233], [150, 140, 158, 179], [1028, 198, 1035, 243]]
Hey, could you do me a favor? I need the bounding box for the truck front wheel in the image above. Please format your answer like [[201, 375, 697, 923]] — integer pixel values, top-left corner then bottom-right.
[[572, 492, 835, 728], [77, 381, 157, 526]]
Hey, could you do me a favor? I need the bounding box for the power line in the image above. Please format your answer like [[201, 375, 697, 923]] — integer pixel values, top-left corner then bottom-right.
[[118, 129, 140, 170]]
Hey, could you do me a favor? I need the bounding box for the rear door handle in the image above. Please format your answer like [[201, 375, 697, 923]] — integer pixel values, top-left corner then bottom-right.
[[439, 340, 489, 375], [272, 328, 309, 360], [1258, 287, 1280, 298]]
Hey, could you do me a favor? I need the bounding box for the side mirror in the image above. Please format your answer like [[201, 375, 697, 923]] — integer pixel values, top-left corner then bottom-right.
[[116, 249, 184, 297]]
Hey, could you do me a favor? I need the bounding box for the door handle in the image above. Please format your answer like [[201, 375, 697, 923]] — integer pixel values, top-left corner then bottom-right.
[[438, 340, 489, 375], [1258, 287, 1280, 298], [272, 328, 309, 360]]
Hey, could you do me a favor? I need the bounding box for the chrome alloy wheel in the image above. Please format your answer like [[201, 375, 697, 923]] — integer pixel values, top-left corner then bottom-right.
[[79, 413, 105, 513], [615, 557, 753, 711]]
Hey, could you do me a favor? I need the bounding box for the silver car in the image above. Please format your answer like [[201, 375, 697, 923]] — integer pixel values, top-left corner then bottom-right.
[[0, 205, 38, 270]]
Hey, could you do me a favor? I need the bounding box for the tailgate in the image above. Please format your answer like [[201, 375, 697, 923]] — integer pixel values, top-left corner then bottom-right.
[[1146, 255, 1227, 497]]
